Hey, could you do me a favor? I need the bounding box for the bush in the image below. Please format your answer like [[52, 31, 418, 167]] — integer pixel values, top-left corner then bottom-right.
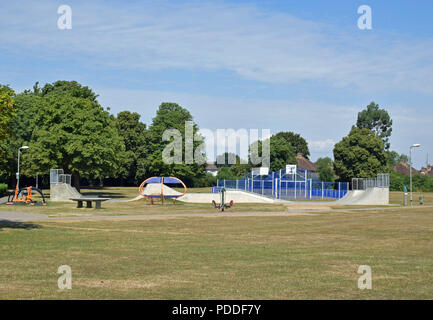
[[389, 171, 433, 192], [0, 183, 8, 197], [192, 173, 217, 187]]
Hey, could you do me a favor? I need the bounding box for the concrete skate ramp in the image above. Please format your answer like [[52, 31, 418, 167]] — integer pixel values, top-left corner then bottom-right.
[[335, 188, 389, 205], [335, 190, 365, 205], [179, 190, 276, 203], [141, 183, 182, 196], [50, 183, 82, 201]]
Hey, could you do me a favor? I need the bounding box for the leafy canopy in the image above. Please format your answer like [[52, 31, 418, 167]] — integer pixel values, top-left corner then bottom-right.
[[333, 127, 387, 181], [356, 102, 393, 150], [24, 82, 124, 189], [0, 85, 16, 141]]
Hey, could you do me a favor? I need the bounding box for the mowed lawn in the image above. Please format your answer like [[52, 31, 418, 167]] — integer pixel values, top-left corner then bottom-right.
[[0, 206, 432, 299]]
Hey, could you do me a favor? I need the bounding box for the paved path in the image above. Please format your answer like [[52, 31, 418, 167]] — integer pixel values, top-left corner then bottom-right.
[[1, 205, 432, 222]]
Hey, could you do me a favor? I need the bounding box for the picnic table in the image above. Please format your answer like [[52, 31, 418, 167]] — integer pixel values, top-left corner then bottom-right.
[[70, 197, 111, 209]]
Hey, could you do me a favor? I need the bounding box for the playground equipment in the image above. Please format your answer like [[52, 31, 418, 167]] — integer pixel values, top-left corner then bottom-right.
[[138, 177, 187, 205], [6, 185, 47, 206], [212, 187, 234, 211]]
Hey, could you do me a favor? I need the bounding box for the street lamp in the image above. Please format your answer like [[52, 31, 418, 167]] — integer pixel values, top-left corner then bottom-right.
[[409, 144, 421, 206], [17, 146, 29, 191]]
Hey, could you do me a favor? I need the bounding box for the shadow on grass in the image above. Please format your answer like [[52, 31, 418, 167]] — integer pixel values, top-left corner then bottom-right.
[[0, 220, 41, 231]]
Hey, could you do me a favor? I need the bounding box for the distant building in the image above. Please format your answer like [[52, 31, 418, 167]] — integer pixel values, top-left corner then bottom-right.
[[420, 165, 433, 177], [392, 161, 419, 175], [206, 163, 219, 176], [296, 153, 317, 172]]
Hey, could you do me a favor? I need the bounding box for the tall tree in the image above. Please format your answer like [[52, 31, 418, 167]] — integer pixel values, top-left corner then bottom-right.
[[273, 131, 310, 158], [356, 102, 393, 150], [250, 135, 296, 172], [0, 85, 16, 141], [115, 111, 149, 184], [0, 89, 42, 184], [24, 81, 124, 191], [145, 102, 206, 186], [333, 127, 387, 181]]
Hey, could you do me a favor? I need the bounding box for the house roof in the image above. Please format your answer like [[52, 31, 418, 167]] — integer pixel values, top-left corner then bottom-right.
[[392, 161, 419, 175], [420, 165, 433, 177], [206, 163, 218, 171], [296, 153, 317, 172]]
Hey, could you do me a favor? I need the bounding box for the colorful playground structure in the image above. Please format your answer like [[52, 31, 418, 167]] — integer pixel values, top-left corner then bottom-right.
[[139, 176, 187, 204], [6, 185, 47, 206]]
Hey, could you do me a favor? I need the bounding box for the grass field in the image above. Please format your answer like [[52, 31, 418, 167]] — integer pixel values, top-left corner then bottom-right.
[[1, 188, 432, 299]]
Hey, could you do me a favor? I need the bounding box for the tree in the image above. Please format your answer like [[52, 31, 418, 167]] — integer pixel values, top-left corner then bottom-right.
[[0, 90, 43, 184], [214, 153, 251, 179], [315, 157, 335, 182], [0, 85, 16, 141], [333, 127, 387, 181], [249, 135, 296, 172], [24, 82, 124, 191], [356, 102, 393, 150], [273, 131, 310, 158], [386, 150, 409, 169], [145, 102, 206, 186], [115, 111, 149, 184], [215, 152, 240, 168]]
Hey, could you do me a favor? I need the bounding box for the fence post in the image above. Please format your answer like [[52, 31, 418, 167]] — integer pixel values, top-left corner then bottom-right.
[[272, 172, 274, 198], [322, 181, 325, 199], [338, 182, 341, 198], [279, 170, 282, 199], [294, 171, 297, 199], [262, 180, 264, 195], [309, 179, 312, 199], [305, 170, 308, 199]]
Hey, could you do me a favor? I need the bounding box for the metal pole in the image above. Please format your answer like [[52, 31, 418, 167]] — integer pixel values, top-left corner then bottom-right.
[[305, 170, 307, 199], [410, 147, 413, 207], [322, 181, 324, 199], [36, 173, 39, 189], [279, 170, 281, 199], [17, 149, 21, 191], [309, 179, 312, 199]]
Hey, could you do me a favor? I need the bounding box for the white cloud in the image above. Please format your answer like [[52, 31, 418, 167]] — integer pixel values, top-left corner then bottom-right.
[[2, 0, 433, 94], [309, 139, 336, 152]]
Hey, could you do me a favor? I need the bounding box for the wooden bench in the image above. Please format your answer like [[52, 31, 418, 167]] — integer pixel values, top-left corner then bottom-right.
[[70, 197, 111, 209]]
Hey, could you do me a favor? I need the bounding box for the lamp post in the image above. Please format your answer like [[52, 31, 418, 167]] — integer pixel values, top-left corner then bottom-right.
[[17, 146, 29, 191], [409, 144, 421, 207]]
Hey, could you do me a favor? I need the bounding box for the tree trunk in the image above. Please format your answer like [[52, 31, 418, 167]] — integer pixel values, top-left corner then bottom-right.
[[72, 171, 81, 193]]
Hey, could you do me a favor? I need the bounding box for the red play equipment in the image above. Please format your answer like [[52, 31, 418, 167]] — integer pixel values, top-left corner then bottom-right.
[[138, 177, 187, 205]]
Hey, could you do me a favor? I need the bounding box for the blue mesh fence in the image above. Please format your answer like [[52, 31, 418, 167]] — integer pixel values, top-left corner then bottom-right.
[[216, 169, 349, 200]]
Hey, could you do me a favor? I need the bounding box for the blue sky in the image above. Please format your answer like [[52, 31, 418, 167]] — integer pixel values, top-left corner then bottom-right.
[[1, 0, 432, 168]]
